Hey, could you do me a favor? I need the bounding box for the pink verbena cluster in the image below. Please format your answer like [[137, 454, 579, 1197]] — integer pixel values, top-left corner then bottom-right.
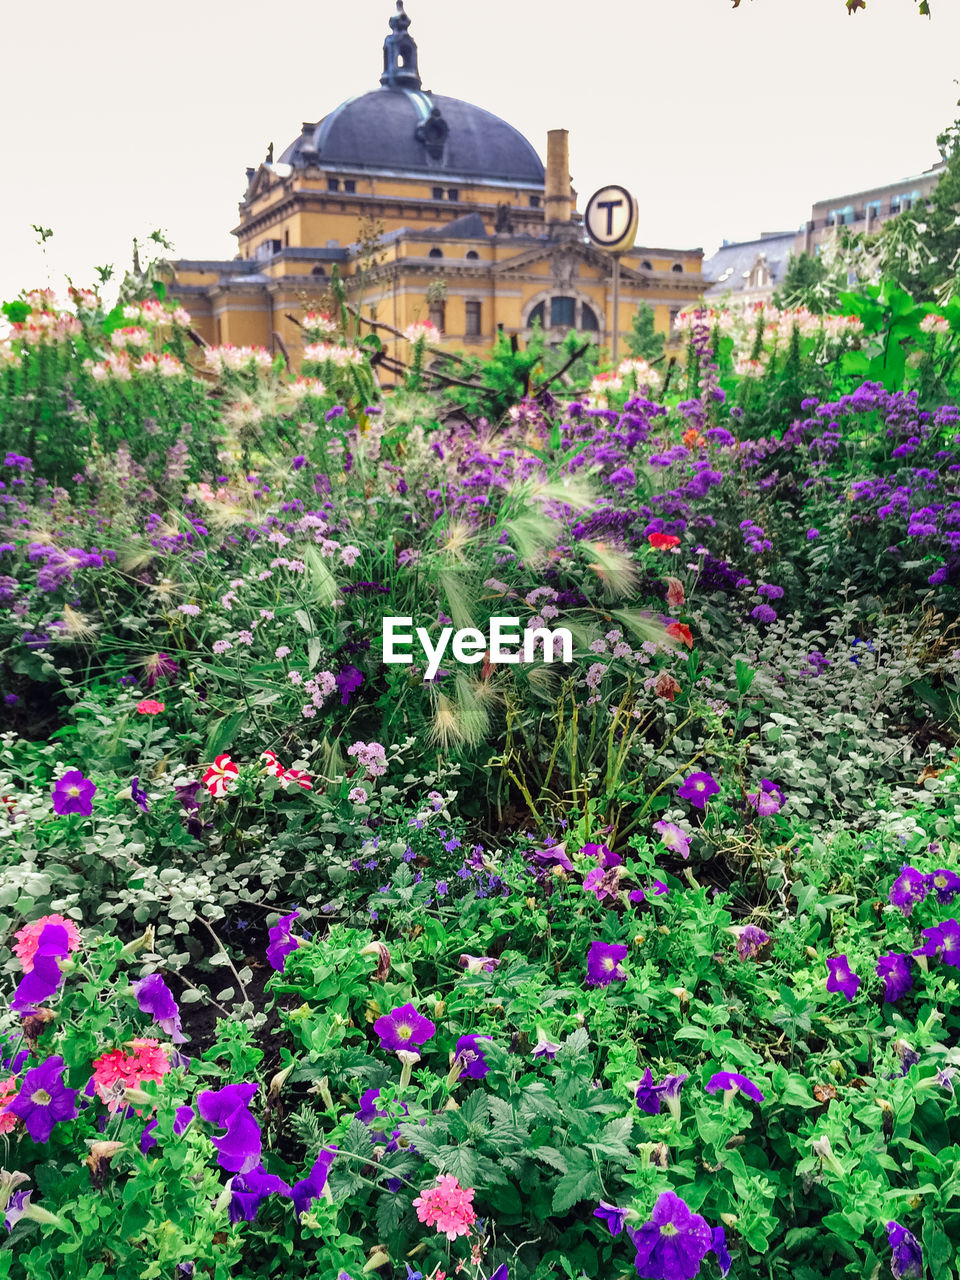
[[412, 1175, 477, 1240], [347, 740, 388, 778], [91, 1039, 171, 1113]]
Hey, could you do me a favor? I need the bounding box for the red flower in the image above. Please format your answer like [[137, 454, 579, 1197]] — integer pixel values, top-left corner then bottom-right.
[[648, 533, 680, 550], [136, 699, 165, 715], [202, 754, 239, 798], [665, 622, 693, 649]]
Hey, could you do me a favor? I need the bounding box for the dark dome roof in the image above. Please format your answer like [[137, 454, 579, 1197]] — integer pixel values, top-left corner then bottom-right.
[[279, 88, 544, 186]]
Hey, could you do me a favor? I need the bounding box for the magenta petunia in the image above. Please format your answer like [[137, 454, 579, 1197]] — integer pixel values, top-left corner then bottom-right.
[[51, 770, 96, 817], [746, 779, 784, 816], [706, 1071, 764, 1103], [676, 771, 720, 810], [373, 1002, 436, 1054], [266, 911, 300, 973]]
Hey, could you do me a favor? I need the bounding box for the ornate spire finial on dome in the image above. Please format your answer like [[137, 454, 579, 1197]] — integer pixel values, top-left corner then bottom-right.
[[381, 1, 421, 90]]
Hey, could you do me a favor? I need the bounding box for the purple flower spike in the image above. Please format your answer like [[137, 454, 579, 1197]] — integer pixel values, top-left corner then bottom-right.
[[291, 1146, 337, 1218], [266, 911, 300, 973], [11, 923, 70, 1012], [826, 954, 861, 1001], [677, 771, 720, 810], [585, 941, 628, 987], [196, 1082, 261, 1175], [736, 925, 769, 960], [888, 866, 929, 917], [876, 952, 913, 1003], [7, 1055, 78, 1143], [132, 973, 185, 1043], [229, 1164, 291, 1223], [51, 770, 96, 817], [886, 1221, 923, 1279], [594, 1200, 628, 1236], [373, 1002, 436, 1053], [705, 1071, 765, 1103], [628, 1191, 713, 1280]]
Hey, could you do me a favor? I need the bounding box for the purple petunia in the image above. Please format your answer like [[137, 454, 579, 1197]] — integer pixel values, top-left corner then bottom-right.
[[266, 911, 300, 973], [132, 973, 185, 1044], [628, 1191, 713, 1280], [888, 866, 929, 917], [745, 779, 784, 816], [676, 771, 720, 810], [876, 952, 913, 1003], [886, 1221, 923, 1279], [585, 941, 628, 987], [594, 1200, 629, 1236], [373, 1002, 436, 1054], [929, 869, 960, 905], [196, 1082, 261, 1175], [6, 1055, 78, 1143], [826, 954, 861, 1002], [130, 777, 149, 814], [229, 1165, 291, 1223], [736, 925, 770, 960], [914, 918, 960, 968], [11, 923, 71, 1012], [635, 1067, 665, 1115], [454, 1034, 493, 1080], [51, 770, 96, 817], [706, 1071, 765, 1103], [291, 1147, 338, 1218]]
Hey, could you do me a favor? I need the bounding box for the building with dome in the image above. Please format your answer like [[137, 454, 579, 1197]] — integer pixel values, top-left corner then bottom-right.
[[168, 3, 706, 366]]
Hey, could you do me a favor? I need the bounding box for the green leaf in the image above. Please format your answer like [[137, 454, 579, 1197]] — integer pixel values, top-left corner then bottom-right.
[[203, 711, 244, 760], [551, 1167, 602, 1215]]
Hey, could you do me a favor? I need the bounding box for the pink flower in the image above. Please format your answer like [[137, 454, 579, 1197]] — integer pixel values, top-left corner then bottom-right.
[[202, 754, 239, 798], [0, 1075, 20, 1133], [136, 699, 165, 715], [412, 1175, 477, 1240], [664, 576, 685, 609], [14, 914, 81, 972], [91, 1039, 171, 1113], [348, 786, 368, 803]]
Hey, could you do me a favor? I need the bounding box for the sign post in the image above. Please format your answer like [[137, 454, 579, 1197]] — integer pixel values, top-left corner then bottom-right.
[[583, 184, 638, 365]]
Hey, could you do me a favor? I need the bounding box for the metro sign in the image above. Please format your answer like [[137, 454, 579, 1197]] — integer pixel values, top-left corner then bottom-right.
[[584, 185, 639, 254]]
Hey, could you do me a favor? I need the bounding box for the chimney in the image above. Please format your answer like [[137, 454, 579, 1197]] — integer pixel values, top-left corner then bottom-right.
[[545, 129, 572, 226]]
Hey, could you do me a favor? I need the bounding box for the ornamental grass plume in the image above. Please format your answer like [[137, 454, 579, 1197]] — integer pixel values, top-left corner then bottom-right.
[[412, 1174, 477, 1240]]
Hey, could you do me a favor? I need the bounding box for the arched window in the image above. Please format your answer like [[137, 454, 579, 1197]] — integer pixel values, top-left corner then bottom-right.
[[466, 250, 479, 260], [528, 302, 545, 328], [581, 303, 599, 331], [671, 263, 684, 273], [311, 265, 326, 277], [550, 296, 576, 327], [428, 247, 444, 259], [641, 260, 653, 270]]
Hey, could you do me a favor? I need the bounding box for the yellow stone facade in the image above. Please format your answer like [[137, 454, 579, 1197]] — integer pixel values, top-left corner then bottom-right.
[[167, 4, 706, 370]]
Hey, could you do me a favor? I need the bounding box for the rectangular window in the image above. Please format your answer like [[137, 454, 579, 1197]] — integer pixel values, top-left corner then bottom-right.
[[866, 199, 882, 220], [529, 195, 540, 208], [447, 188, 459, 201], [327, 177, 340, 191], [428, 302, 446, 333], [344, 179, 356, 193], [550, 296, 575, 328], [432, 186, 444, 200], [465, 300, 481, 336]]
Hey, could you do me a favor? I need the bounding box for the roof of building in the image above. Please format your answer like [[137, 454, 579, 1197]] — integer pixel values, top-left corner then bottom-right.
[[703, 231, 797, 295], [276, 5, 544, 186]]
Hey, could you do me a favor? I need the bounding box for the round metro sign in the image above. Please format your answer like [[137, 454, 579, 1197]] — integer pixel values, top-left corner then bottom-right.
[[584, 184, 639, 253]]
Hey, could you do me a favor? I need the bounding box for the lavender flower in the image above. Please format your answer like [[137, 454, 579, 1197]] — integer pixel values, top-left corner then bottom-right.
[[653, 821, 690, 859]]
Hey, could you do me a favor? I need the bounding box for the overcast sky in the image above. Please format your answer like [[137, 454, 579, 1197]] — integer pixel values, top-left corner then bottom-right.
[[3, 0, 959, 303]]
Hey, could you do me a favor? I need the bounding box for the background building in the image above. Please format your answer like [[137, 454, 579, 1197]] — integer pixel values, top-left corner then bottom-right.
[[704, 160, 946, 305], [167, 2, 705, 365]]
